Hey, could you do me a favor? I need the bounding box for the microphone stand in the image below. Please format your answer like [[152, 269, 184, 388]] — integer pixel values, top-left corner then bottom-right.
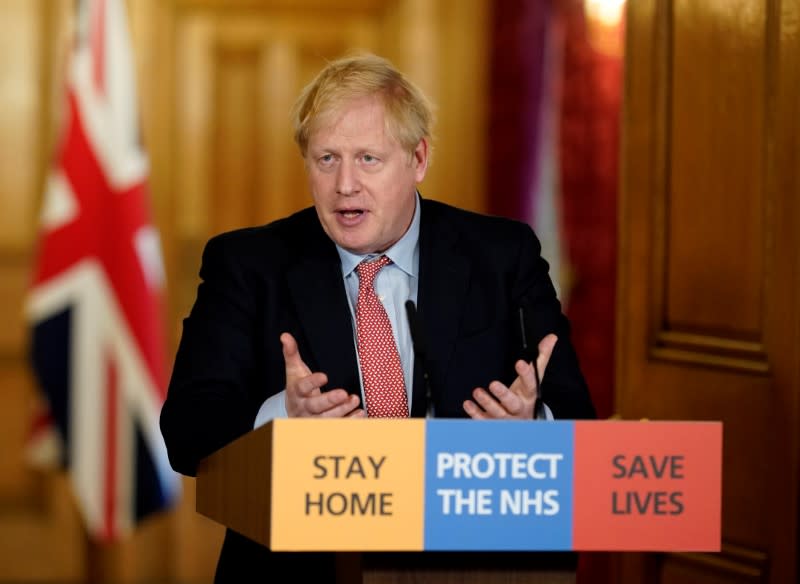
[[404, 300, 434, 418]]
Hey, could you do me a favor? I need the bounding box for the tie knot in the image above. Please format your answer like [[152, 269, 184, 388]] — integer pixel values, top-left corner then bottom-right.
[[356, 255, 391, 286]]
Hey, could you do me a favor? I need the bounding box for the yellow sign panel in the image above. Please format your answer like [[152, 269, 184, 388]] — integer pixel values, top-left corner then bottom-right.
[[270, 419, 425, 551]]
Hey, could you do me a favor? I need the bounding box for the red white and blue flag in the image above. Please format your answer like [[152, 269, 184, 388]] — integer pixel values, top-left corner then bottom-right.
[[26, 0, 179, 541]]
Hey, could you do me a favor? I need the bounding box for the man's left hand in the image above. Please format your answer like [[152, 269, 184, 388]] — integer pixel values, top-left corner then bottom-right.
[[463, 334, 557, 420]]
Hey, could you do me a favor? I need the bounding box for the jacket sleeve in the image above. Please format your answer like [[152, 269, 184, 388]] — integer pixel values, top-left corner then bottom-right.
[[160, 234, 263, 476], [512, 224, 596, 420]]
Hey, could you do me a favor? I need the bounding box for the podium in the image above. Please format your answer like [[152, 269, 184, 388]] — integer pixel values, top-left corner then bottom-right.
[[196, 419, 721, 583]]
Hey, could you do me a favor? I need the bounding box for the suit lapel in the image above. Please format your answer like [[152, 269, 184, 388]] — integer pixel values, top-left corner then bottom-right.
[[414, 200, 470, 415], [286, 233, 361, 398]]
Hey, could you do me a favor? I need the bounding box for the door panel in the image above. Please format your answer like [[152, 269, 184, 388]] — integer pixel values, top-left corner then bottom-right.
[[617, 1, 799, 583]]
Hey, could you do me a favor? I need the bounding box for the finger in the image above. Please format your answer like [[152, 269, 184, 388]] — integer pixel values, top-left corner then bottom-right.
[[536, 334, 558, 379], [293, 372, 328, 398], [346, 407, 368, 418], [305, 389, 357, 416], [486, 380, 525, 415], [280, 331, 298, 358], [280, 332, 312, 377], [463, 399, 489, 420], [470, 386, 511, 418], [514, 359, 539, 398]]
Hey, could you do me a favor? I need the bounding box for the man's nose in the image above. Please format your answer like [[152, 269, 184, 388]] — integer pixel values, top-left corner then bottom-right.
[[336, 161, 360, 195]]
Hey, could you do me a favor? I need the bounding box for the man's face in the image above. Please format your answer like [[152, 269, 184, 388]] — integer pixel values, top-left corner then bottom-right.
[[305, 95, 428, 255]]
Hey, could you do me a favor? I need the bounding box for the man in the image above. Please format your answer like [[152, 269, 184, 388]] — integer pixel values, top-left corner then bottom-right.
[[161, 53, 595, 583]]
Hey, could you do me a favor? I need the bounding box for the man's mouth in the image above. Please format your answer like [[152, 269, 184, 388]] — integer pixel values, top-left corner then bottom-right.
[[338, 209, 365, 219]]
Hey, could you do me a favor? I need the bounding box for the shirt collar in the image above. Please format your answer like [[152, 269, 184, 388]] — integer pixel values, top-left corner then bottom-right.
[[336, 193, 421, 278]]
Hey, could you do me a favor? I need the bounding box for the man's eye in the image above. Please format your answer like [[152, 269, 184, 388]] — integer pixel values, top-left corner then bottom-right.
[[317, 154, 338, 169], [362, 154, 378, 164]]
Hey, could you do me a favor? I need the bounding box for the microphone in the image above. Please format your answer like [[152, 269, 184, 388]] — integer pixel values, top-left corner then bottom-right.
[[518, 306, 544, 419], [404, 300, 435, 418]]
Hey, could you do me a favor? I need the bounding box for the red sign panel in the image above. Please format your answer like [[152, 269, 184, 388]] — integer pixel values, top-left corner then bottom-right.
[[573, 421, 722, 550]]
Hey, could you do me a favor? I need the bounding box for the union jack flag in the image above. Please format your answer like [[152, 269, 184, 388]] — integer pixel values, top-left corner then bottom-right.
[[26, 0, 179, 540]]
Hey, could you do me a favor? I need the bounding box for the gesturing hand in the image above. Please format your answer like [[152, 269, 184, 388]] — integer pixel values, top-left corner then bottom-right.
[[280, 332, 365, 418], [462, 334, 557, 420]]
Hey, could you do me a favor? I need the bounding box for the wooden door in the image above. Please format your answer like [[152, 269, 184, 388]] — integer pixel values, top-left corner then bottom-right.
[[616, 1, 799, 583]]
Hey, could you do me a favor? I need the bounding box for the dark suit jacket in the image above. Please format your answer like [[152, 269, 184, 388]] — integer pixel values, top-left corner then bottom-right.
[[160, 198, 596, 582]]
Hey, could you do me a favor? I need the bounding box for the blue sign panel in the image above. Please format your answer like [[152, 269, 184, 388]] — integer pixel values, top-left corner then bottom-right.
[[424, 420, 574, 550]]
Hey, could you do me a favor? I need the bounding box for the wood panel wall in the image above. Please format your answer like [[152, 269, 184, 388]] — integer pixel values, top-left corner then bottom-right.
[[0, 0, 489, 581], [616, 0, 799, 583]]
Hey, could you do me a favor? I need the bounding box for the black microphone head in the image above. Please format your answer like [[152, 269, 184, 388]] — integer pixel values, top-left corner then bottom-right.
[[404, 299, 417, 319], [405, 299, 434, 417], [404, 300, 427, 357]]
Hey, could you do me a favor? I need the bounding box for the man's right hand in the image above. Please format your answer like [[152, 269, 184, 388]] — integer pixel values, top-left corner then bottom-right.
[[280, 332, 365, 418]]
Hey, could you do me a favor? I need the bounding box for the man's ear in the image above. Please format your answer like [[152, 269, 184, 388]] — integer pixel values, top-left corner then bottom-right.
[[413, 137, 429, 182]]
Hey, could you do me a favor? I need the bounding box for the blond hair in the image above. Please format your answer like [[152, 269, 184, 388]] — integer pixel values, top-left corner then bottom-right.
[[292, 53, 434, 157]]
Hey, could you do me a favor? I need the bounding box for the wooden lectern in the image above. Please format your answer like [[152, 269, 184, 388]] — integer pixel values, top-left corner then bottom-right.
[[333, 552, 577, 583], [196, 420, 576, 583], [196, 419, 721, 583]]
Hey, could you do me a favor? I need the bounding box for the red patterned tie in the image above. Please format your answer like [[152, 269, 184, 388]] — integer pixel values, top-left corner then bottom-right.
[[355, 256, 409, 418]]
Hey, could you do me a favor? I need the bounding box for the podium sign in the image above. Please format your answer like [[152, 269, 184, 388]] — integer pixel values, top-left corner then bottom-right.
[[271, 419, 425, 551], [424, 420, 574, 551], [197, 419, 721, 553]]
